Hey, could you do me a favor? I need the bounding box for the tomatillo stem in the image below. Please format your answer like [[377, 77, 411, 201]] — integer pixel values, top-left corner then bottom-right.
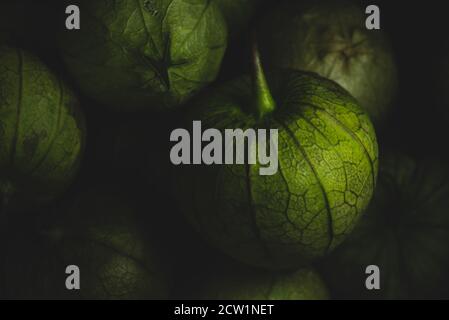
[[252, 43, 276, 119]]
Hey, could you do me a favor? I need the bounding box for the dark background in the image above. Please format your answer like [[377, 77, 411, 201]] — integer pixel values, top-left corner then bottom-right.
[[1, 0, 449, 299]]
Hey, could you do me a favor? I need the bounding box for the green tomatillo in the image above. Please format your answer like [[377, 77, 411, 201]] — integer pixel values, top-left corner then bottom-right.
[[59, 0, 228, 111], [258, 0, 398, 125], [2, 186, 169, 299], [173, 47, 378, 269], [0, 46, 85, 213], [201, 267, 329, 300], [320, 153, 449, 300]]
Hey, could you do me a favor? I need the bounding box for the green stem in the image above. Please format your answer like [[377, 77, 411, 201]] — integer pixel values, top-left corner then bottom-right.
[[252, 43, 276, 119]]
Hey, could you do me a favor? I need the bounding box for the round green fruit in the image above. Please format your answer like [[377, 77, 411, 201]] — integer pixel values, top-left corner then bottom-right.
[[320, 153, 449, 299], [202, 268, 329, 300], [258, 0, 398, 124], [3, 187, 168, 299], [174, 50, 378, 269], [60, 0, 228, 111], [0, 46, 85, 213]]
